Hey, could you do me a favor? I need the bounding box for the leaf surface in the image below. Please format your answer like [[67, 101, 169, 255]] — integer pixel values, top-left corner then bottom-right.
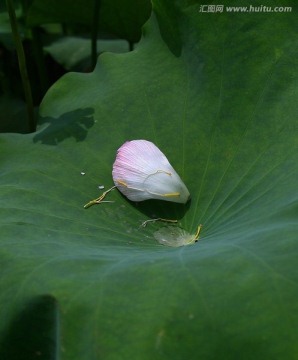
[[1, 1, 298, 359]]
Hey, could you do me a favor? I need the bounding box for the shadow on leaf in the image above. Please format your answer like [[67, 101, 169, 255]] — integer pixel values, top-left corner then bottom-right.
[[0, 294, 59, 360], [33, 107, 95, 145], [129, 196, 191, 223]]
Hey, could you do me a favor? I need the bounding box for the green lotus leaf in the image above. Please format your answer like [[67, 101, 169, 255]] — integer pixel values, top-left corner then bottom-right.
[[1, 1, 297, 359]]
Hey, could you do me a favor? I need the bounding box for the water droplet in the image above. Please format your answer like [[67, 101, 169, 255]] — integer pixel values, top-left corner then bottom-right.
[[153, 226, 196, 247]]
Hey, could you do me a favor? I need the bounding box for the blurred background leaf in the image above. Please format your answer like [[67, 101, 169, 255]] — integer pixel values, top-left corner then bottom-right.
[[26, 0, 152, 43], [0, 0, 151, 133], [44, 37, 129, 70]]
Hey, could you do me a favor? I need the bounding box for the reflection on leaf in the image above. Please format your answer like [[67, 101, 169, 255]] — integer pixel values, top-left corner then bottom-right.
[[33, 108, 94, 145]]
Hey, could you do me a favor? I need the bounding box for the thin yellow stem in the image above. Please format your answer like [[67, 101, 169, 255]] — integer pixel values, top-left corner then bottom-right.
[[84, 186, 116, 209], [141, 218, 178, 227], [193, 224, 203, 241]]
